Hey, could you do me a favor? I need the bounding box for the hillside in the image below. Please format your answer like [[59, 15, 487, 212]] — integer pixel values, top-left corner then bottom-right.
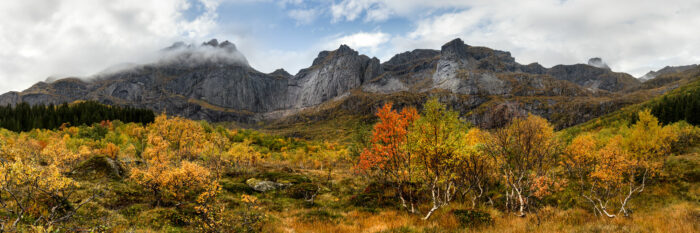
[[564, 66, 700, 136]]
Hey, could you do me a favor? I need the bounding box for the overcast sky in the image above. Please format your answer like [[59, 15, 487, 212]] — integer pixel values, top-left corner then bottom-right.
[[1, 0, 699, 94]]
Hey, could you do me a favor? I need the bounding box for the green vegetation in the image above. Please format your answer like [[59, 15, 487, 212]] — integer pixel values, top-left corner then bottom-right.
[[563, 77, 700, 140]]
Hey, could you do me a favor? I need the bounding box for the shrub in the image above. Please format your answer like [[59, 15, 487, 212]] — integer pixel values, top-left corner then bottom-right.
[[286, 183, 319, 200], [349, 182, 397, 208], [452, 209, 493, 228]]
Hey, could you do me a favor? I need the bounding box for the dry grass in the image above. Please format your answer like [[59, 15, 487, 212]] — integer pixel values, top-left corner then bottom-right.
[[268, 201, 699, 233]]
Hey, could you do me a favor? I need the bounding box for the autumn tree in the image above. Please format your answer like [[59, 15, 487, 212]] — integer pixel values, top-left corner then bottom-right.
[[0, 135, 93, 231], [484, 114, 559, 217], [454, 128, 497, 208], [563, 110, 677, 217], [409, 98, 468, 220], [315, 143, 349, 189], [130, 114, 218, 206], [356, 103, 420, 213]]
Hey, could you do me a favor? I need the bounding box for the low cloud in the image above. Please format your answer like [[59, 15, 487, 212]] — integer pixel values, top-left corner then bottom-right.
[[0, 0, 221, 93], [324, 31, 391, 54]]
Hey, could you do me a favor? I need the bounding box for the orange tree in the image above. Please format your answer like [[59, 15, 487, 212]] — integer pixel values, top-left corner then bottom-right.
[[483, 114, 559, 217], [355, 103, 420, 213], [562, 110, 677, 217]]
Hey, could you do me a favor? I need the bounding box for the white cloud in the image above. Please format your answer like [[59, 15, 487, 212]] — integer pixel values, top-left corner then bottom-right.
[[288, 8, 319, 25], [330, 0, 473, 22], [324, 31, 391, 54], [0, 0, 221, 94]]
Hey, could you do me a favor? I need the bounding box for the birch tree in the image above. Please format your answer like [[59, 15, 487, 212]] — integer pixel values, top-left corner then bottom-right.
[[484, 114, 559, 217]]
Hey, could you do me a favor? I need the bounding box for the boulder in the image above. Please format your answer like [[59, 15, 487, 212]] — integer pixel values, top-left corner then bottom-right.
[[245, 178, 288, 192]]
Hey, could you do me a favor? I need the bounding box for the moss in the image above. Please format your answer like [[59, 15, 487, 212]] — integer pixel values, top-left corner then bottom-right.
[[104, 181, 147, 209], [71, 155, 125, 180], [134, 207, 188, 229], [118, 203, 150, 220], [221, 179, 255, 194]]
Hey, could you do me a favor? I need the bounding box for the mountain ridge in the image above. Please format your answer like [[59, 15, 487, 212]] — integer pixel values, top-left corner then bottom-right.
[[1, 38, 690, 129]]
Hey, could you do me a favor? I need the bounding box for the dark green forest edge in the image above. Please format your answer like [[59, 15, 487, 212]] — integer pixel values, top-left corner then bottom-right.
[[565, 77, 700, 137], [0, 101, 155, 132]]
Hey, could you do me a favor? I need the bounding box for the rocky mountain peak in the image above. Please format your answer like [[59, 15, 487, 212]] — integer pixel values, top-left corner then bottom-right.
[[270, 68, 291, 77], [384, 49, 439, 66], [312, 45, 360, 66], [587, 57, 610, 70], [440, 38, 468, 60], [158, 39, 249, 67], [639, 64, 699, 82], [203, 39, 219, 47]]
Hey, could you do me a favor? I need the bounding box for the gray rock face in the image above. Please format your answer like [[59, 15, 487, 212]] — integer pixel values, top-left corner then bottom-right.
[[546, 64, 639, 92], [0, 38, 650, 127], [289, 45, 379, 108], [0, 41, 382, 122]]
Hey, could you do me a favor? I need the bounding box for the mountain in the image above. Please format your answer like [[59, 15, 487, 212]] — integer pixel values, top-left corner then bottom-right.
[[0, 38, 673, 129], [639, 64, 699, 82]]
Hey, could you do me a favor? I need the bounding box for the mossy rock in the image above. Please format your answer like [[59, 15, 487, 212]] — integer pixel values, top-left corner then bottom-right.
[[257, 171, 311, 184], [72, 156, 125, 180], [246, 178, 287, 192]]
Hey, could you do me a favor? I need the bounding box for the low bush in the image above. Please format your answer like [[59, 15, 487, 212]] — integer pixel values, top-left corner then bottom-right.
[[452, 209, 493, 228]]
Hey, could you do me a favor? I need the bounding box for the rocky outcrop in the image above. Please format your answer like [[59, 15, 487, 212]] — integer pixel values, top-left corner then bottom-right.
[[246, 178, 288, 192], [546, 64, 639, 92]]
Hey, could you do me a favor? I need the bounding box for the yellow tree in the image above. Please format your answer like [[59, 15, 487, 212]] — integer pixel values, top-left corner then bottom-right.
[[0, 134, 93, 230], [563, 110, 677, 217], [409, 98, 467, 220], [130, 114, 218, 206], [484, 114, 559, 217], [454, 128, 497, 208]]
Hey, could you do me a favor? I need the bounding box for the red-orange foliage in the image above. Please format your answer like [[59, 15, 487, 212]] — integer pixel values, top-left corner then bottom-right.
[[355, 103, 419, 213], [356, 103, 418, 173]]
